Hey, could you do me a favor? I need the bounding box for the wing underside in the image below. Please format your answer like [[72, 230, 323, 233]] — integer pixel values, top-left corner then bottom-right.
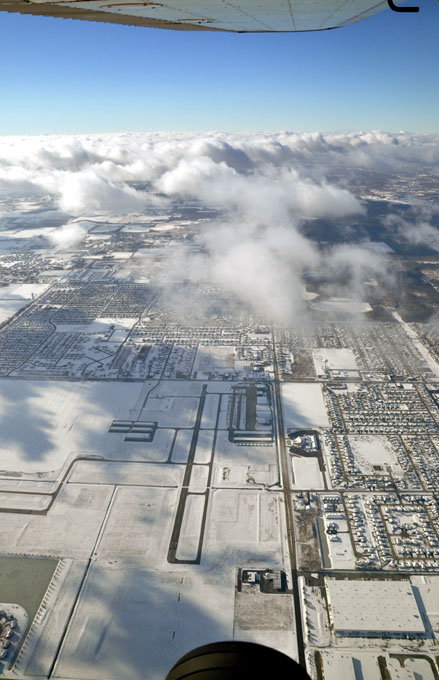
[[0, 0, 397, 32]]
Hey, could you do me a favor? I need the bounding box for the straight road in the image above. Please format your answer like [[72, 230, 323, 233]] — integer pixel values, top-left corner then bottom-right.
[[272, 330, 306, 668]]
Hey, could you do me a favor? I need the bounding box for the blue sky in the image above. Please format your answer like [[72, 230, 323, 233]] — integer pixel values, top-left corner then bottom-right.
[[0, 0, 437, 134]]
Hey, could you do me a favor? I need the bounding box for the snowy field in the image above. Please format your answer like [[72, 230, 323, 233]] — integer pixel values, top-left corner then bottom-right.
[[55, 317, 138, 334], [204, 489, 282, 568], [0, 298, 29, 323], [15, 559, 88, 678], [96, 486, 178, 566], [140, 392, 198, 427], [68, 460, 182, 487], [200, 393, 219, 429], [281, 383, 330, 430], [0, 379, 144, 474], [393, 311, 439, 377], [54, 564, 235, 680], [349, 435, 403, 477], [0, 492, 51, 511], [214, 430, 277, 467], [212, 463, 277, 488], [189, 465, 209, 493], [176, 494, 206, 560], [109, 427, 175, 463], [206, 381, 236, 394], [194, 429, 215, 464], [193, 346, 236, 376], [0, 484, 113, 558], [152, 380, 204, 398], [311, 297, 372, 314], [312, 348, 358, 374], [359, 240, 395, 254], [0, 283, 50, 299], [292, 457, 324, 489], [234, 589, 297, 661], [171, 429, 193, 463]]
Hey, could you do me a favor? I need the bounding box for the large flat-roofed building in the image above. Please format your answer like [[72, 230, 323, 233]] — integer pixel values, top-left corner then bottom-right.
[[326, 579, 425, 638]]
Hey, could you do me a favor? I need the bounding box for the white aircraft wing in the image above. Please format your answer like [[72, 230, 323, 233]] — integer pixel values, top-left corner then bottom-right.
[[0, 0, 411, 32]]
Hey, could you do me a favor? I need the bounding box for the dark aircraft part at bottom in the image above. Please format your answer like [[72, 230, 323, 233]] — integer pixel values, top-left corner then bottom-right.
[[165, 641, 311, 679]]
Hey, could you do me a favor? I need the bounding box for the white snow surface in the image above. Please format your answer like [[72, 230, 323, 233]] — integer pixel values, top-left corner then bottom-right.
[[312, 348, 358, 373], [281, 383, 330, 430], [0, 298, 29, 323], [54, 563, 235, 680], [0, 379, 145, 474], [292, 457, 324, 489], [311, 297, 372, 314]]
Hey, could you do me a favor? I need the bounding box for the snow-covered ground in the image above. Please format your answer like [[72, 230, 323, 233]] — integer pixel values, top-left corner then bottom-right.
[[55, 317, 138, 334], [194, 429, 215, 464], [393, 311, 439, 377], [358, 240, 395, 254], [141, 395, 199, 429], [0, 492, 51, 512], [0, 484, 113, 558], [312, 348, 358, 374], [171, 429, 193, 463], [0, 283, 51, 299], [204, 489, 282, 567], [68, 460, 182, 487], [96, 486, 179, 565], [281, 383, 330, 430], [301, 579, 330, 647], [349, 435, 403, 477], [193, 346, 236, 377], [311, 298, 372, 314], [292, 457, 324, 489], [176, 494, 206, 560], [0, 299, 29, 323], [54, 563, 236, 680], [188, 465, 209, 493], [234, 589, 298, 661], [212, 463, 277, 488], [200, 393, 219, 429], [15, 560, 88, 678], [0, 379, 144, 474], [214, 430, 277, 467]]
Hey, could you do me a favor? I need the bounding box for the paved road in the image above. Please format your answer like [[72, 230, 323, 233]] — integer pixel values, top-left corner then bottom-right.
[[272, 330, 306, 668]]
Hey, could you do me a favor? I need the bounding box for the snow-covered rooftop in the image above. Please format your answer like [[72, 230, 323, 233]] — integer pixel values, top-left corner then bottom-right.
[[326, 579, 425, 634]]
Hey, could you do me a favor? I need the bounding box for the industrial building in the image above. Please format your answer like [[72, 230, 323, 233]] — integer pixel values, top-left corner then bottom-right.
[[326, 579, 426, 639]]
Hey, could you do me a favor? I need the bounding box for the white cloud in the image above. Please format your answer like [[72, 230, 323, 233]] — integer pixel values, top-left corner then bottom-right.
[[47, 221, 87, 249], [58, 169, 146, 214], [0, 129, 437, 321]]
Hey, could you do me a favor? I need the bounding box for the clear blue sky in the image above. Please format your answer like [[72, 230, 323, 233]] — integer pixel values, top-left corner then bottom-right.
[[0, 0, 437, 134]]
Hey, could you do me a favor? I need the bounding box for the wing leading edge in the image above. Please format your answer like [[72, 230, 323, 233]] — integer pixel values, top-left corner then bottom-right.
[[0, 0, 405, 31]]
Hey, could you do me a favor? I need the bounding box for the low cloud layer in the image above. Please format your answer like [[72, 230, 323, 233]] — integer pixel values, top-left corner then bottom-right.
[[0, 130, 437, 321]]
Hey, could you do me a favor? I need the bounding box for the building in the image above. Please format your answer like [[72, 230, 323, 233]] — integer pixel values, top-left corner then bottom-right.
[[326, 579, 426, 638]]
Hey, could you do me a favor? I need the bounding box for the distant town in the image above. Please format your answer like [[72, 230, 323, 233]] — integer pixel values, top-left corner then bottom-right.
[[0, 136, 439, 680]]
